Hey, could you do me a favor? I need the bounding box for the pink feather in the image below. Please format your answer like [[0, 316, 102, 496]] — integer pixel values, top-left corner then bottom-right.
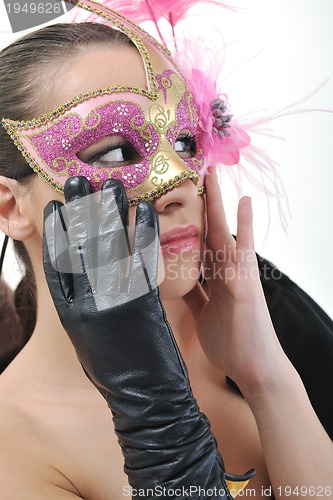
[[85, 0, 235, 27], [69, 0, 236, 48], [186, 68, 250, 167]]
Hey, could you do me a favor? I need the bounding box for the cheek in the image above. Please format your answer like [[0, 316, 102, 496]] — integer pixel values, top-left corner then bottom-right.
[[158, 249, 202, 300], [27, 177, 64, 238]]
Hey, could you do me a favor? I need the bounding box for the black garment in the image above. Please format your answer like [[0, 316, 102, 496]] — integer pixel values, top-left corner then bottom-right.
[[228, 255, 333, 441]]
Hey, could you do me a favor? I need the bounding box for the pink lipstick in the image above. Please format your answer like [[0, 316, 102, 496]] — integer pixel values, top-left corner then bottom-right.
[[160, 225, 199, 255]]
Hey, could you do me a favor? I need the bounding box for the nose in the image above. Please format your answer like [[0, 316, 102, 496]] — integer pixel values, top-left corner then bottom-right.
[[153, 178, 199, 215]]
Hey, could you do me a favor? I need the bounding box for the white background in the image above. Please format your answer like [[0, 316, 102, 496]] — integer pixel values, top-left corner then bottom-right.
[[0, 0, 332, 317]]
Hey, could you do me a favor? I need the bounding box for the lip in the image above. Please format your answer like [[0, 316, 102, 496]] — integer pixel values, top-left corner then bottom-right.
[[160, 224, 200, 255]]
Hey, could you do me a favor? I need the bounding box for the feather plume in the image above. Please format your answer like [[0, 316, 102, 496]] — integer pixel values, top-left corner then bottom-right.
[[69, 0, 236, 48], [81, 0, 235, 27], [173, 31, 293, 229]]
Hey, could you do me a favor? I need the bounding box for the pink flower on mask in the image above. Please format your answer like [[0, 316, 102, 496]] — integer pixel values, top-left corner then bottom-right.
[[187, 68, 250, 168]]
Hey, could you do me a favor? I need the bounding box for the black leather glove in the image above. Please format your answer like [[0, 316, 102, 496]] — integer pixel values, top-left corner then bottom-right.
[[43, 176, 254, 499]]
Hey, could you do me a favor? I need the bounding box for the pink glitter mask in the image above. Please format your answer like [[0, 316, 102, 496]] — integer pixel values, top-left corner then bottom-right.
[[2, 1, 205, 205]]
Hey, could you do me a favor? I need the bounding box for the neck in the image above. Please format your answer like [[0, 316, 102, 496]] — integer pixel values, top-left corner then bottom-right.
[[14, 262, 90, 389]]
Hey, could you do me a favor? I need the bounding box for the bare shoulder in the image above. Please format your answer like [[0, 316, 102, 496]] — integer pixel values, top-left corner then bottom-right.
[[0, 391, 81, 499], [0, 365, 128, 500]]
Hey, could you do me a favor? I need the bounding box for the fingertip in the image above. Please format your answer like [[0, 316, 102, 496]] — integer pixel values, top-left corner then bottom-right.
[[136, 201, 159, 232], [241, 195, 252, 206], [238, 196, 253, 224], [64, 176, 93, 203], [204, 166, 222, 200], [101, 179, 128, 208], [43, 200, 56, 220], [207, 165, 216, 174], [205, 165, 217, 183], [43, 200, 64, 222], [101, 178, 124, 192], [236, 196, 255, 251]]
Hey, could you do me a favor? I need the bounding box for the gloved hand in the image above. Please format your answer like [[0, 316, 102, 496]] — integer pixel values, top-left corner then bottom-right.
[[43, 176, 254, 499]]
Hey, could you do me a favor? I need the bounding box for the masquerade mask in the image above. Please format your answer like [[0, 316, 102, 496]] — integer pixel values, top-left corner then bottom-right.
[[2, 0, 205, 205]]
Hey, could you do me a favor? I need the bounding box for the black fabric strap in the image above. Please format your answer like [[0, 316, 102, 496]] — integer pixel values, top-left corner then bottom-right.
[[0, 234, 9, 277]]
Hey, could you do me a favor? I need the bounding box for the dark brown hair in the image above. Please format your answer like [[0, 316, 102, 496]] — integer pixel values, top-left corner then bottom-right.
[[0, 22, 134, 369]]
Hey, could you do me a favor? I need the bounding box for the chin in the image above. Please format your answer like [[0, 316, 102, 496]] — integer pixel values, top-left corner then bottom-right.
[[158, 253, 201, 300]]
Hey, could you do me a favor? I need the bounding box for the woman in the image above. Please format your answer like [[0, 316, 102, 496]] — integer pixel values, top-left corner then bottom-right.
[[0, 3, 332, 499]]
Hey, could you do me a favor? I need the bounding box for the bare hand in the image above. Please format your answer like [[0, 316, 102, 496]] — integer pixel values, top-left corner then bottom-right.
[[183, 167, 292, 399]]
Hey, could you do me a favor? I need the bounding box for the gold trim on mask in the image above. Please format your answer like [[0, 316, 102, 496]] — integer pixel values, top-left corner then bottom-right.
[[2, 0, 206, 204]]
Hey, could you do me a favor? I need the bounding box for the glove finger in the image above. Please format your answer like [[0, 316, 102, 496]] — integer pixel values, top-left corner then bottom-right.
[[43, 200, 74, 307], [98, 179, 130, 285], [64, 175, 94, 204], [92, 179, 130, 310], [64, 176, 95, 300], [101, 179, 129, 229], [130, 201, 160, 300]]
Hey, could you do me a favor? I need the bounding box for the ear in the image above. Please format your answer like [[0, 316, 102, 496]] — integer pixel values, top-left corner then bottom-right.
[[0, 176, 35, 241]]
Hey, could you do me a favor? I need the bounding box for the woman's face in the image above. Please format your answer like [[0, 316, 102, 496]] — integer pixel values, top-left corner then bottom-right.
[[32, 45, 205, 300]]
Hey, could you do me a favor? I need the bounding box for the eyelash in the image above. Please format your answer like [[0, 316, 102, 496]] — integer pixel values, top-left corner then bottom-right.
[[175, 132, 197, 156], [89, 140, 139, 166], [90, 140, 125, 161]]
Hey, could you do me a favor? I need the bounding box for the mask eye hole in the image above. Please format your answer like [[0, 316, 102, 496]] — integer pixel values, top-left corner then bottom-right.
[[78, 136, 142, 168], [174, 131, 197, 159]]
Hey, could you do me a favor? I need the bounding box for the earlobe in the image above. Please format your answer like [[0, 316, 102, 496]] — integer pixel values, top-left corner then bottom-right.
[[0, 176, 34, 241]]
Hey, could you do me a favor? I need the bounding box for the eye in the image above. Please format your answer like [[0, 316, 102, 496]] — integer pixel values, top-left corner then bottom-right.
[[175, 132, 196, 158], [80, 137, 142, 168]]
